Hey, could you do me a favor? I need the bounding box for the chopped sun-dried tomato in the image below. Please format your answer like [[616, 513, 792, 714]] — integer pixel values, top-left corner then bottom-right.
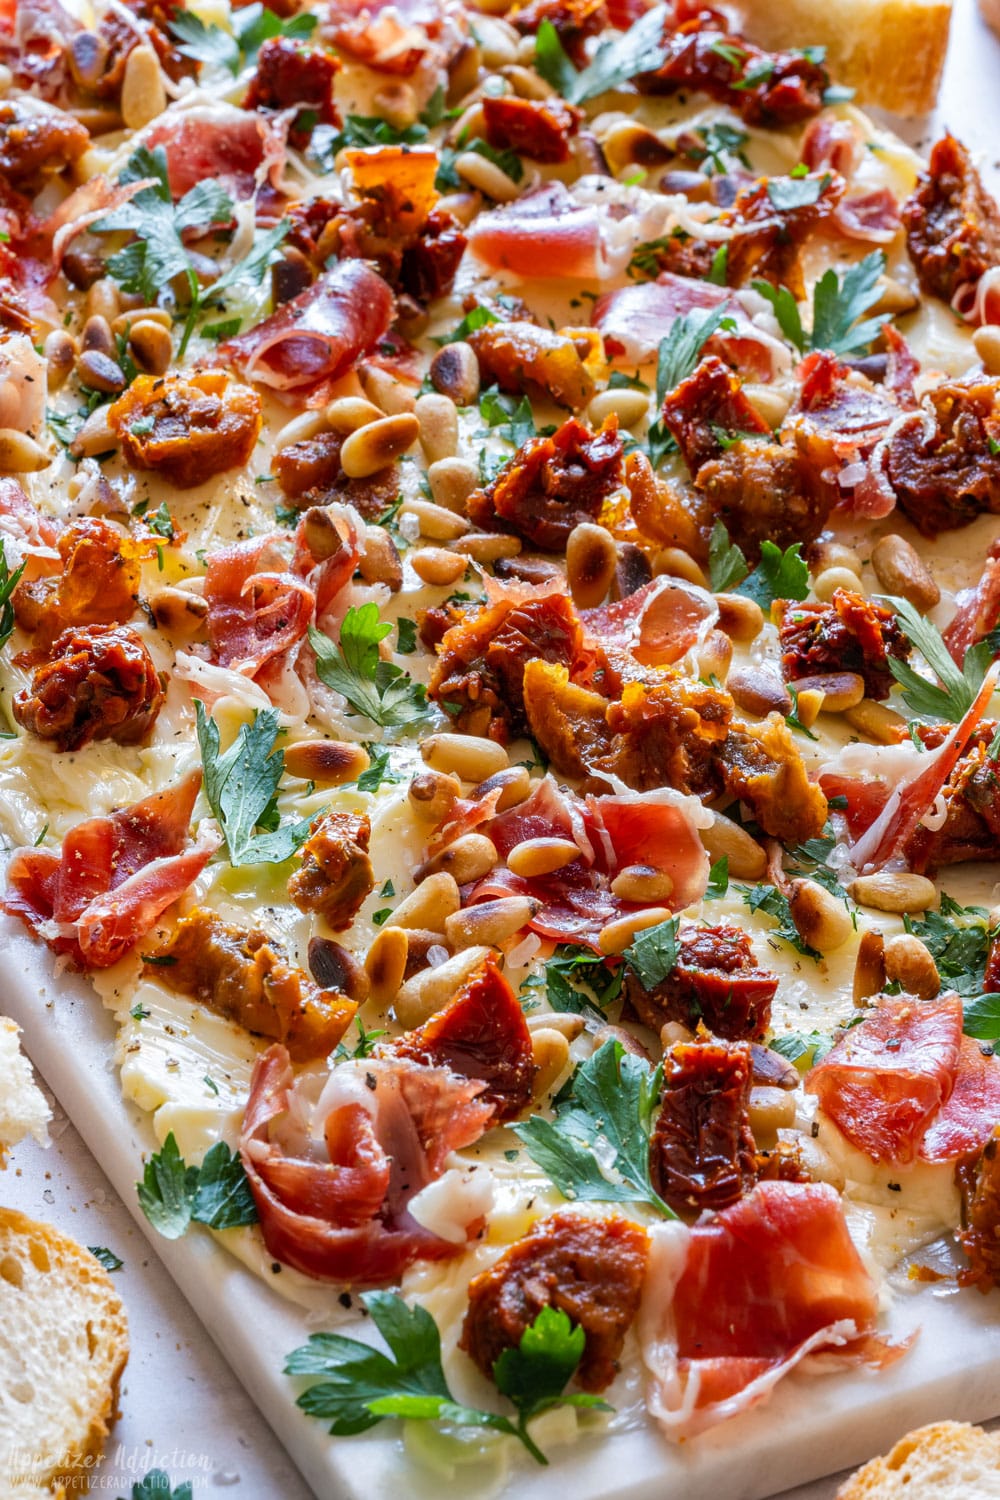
[[13, 624, 163, 753], [507, 0, 607, 67], [903, 134, 1000, 302], [13, 517, 147, 650], [109, 372, 262, 490], [959, 1125, 1000, 1290], [482, 95, 581, 164], [660, 356, 771, 476], [776, 588, 911, 701], [469, 323, 604, 411], [0, 99, 89, 191], [885, 376, 1000, 535], [626, 924, 778, 1041], [649, 1039, 758, 1214], [243, 36, 340, 148], [287, 812, 374, 930]]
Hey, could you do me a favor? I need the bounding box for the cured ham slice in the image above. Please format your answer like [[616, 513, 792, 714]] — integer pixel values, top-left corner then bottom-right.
[[833, 188, 901, 245], [3, 771, 217, 968], [238, 1044, 495, 1283], [640, 1181, 898, 1439], [203, 535, 314, 678], [0, 477, 59, 575], [807, 995, 964, 1163], [943, 538, 1000, 663], [144, 104, 286, 201], [581, 576, 718, 667], [217, 261, 395, 403], [920, 1036, 1000, 1162]]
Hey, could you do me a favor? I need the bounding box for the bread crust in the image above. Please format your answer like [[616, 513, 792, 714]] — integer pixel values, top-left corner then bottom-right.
[[837, 1421, 1000, 1497]]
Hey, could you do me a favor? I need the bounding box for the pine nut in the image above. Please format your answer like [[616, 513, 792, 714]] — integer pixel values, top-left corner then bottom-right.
[[843, 697, 907, 744], [445, 895, 539, 948], [794, 687, 825, 728], [78, 349, 126, 394], [813, 565, 864, 602], [853, 929, 886, 1005], [787, 878, 853, 953], [44, 329, 77, 391], [743, 383, 791, 428], [403, 497, 468, 540], [358, 526, 403, 590], [310, 937, 370, 1002], [475, 16, 520, 65], [283, 739, 371, 785], [526, 1011, 585, 1040], [428, 456, 479, 512], [870, 276, 919, 317], [358, 364, 416, 415], [340, 413, 418, 477], [366, 925, 409, 1006], [395, 946, 492, 1027], [652, 547, 708, 586], [419, 832, 498, 884], [566, 521, 617, 609], [430, 342, 481, 406], [412, 546, 467, 585], [598, 907, 673, 955], [790, 672, 865, 712], [884, 933, 940, 999], [727, 665, 791, 717], [700, 812, 766, 880], [85, 278, 120, 323], [0, 429, 50, 473], [81, 314, 113, 356], [112, 307, 172, 335], [810, 541, 863, 577], [408, 770, 461, 824], [849, 872, 937, 914], [392, 872, 461, 931], [422, 732, 508, 780], [69, 406, 118, 458], [530, 1028, 570, 1100], [299, 507, 344, 561], [610, 864, 675, 903], [415, 393, 459, 464], [454, 532, 522, 561], [502, 61, 555, 98], [587, 388, 648, 428], [325, 396, 382, 433], [871, 533, 940, 611], [372, 80, 418, 130], [974, 324, 1000, 376], [121, 44, 166, 128], [456, 151, 521, 201], [128, 318, 172, 376], [695, 628, 732, 683], [475, 764, 531, 811], [715, 592, 764, 643], [274, 410, 328, 451], [749, 1085, 796, 1143], [148, 586, 209, 638], [507, 837, 581, 878]]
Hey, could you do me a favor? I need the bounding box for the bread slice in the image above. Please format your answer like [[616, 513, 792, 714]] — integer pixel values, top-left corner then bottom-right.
[[735, 0, 952, 115], [0, 1019, 50, 1167], [0, 1209, 129, 1496], [837, 1421, 1000, 1497]]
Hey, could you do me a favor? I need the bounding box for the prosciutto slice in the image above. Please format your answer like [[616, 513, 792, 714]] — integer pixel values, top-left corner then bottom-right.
[[238, 1045, 495, 1283], [0, 477, 59, 575], [640, 1181, 898, 1439], [581, 576, 717, 666], [943, 538, 1000, 663], [217, 261, 395, 402], [3, 771, 217, 968], [144, 104, 286, 201], [203, 535, 315, 678], [919, 1035, 1000, 1162]]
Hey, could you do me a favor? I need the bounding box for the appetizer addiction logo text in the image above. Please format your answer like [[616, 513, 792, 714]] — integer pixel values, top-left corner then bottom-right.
[[9, 1444, 215, 1490]]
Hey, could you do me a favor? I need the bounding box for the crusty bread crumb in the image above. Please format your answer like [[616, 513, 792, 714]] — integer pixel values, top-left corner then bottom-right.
[[735, 0, 953, 115], [0, 1209, 129, 1497], [0, 1019, 50, 1167], [837, 1421, 1000, 1497]]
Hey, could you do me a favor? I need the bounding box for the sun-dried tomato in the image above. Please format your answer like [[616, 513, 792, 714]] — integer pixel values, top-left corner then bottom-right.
[[507, 0, 607, 66], [469, 323, 603, 412], [660, 356, 771, 476], [957, 1126, 1000, 1290], [460, 1211, 649, 1392], [722, 172, 844, 296], [109, 372, 262, 490], [903, 134, 1000, 302], [399, 207, 467, 303], [636, 19, 827, 126], [482, 95, 581, 164], [885, 376, 1000, 535], [287, 812, 374, 930], [695, 438, 832, 565], [776, 588, 910, 701], [0, 99, 89, 190], [905, 727, 1000, 872], [719, 716, 828, 844], [13, 624, 163, 752], [467, 416, 624, 552], [13, 517, 145, 649], [649, 1039, 757, 1214], [244, 36, 340, 147], [626, 923, 777, 1041]]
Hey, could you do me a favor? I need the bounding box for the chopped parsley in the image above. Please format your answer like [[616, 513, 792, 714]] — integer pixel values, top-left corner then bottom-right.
[[137, 1133, 257, 1239], [195, 701, 312, 866], [885, 596, 1000, 721], [310, 604, 431, 729]]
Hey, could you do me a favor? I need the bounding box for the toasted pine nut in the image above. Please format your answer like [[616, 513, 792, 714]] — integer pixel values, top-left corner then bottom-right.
[[78, 349, 126, 394], [843, 697, 907, 744], [128, 318, 172, 376], [566, 521, 617, 609], [112, 307, 171, 335], [849, 872, 937, 914], [456, 150, 521, 201], [325, 395, 382, 433], [358, 525, 403, 590], [148, 586, 209, 638], [81, 313, 113, 356], [394, 946, 491, 1027], [472, 764, 531, 811], [415, 392, 459, 464], [454, 531, 522, 561], [652, 547, 707, 586], [743, 383, 791, 428], [974, 324, 1000, 376], [790, 672, 865, 712], [392, 871, 462, 932], [700, 813, 766, 880], [404, 497, 468, 540], [274, 410, 328, 452], [788, 878, 853, 953], [749, 1085, 796, 1143], [85, 277, 120, 323], [502, 61, 555, 99], [445, 895, 539, 949], [408, 769, 461, 824], [871, 533, 941, 611], [526, 1011, 585, 1039], [795, 688, 825, 728], [587, 388, 648, 428], [366, 925, 409, 1006], [44, 329, 77, 391], [0, 429, 50, 473], [884, 933, 940, 999], [340, 413, 419, 478], [870, 276, 919, 317], [472, 15, 519, 65], [853, 929, 886, 1006], [283, 739, 370, 785], [412, 546, 467, 585], [695, 628, 732, 683], [813, 566, 864, 602], [422, 731, 508, 780], [430, 342, 480, 407], [121, 44, 166, 128], [419, 832, 499, 884], [69, 406, 118, 458], [358, 364, 416, 415], [372, 79, 418, 129], [610, 864, 675, 903], [727, 665, 791, 717], [598, 907, 673, 955], [715, 592, 764, 644], [810, 541, 863, 577], [530, 1028, 570, 1100], [508, 837, 581, 878], [428, 456, 478, 512]]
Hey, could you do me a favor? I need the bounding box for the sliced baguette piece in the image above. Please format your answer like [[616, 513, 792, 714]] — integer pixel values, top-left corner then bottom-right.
[[837, 1421, 1000, 1497], [734, 0, 953, 115], [0, 1019, 50, 1167], [0, 1209, 128, 1496]]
